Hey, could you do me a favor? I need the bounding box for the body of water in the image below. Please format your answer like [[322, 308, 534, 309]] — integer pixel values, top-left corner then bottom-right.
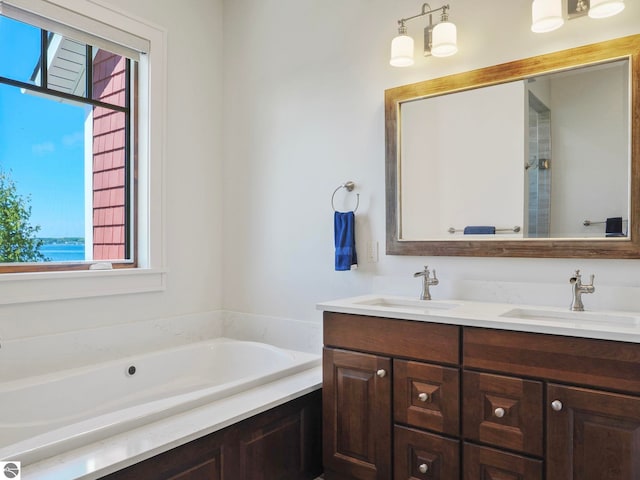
[[40, 244, 85, 261]]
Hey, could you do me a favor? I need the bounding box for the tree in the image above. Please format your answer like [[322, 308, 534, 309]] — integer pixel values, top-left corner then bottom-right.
[[0, 169, 48, 262]]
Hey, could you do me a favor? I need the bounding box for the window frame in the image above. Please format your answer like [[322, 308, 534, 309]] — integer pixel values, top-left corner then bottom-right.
[[0, 32, 136, 272], [0, 0, 166, 303]]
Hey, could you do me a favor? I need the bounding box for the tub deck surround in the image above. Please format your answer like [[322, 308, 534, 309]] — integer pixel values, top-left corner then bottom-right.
[[317, 294, 640, 343], [0, 338, 321, 480]]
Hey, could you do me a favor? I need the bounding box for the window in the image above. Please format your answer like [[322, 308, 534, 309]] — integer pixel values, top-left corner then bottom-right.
[[0, 12, 137, 271], [0, 0, 166, 303]]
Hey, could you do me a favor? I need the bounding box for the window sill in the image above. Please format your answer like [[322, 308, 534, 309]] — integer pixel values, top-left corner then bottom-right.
[[0, 268, 166, 305]]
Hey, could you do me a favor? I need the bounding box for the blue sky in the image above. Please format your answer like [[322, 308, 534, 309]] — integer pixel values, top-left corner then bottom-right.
[[0, 16, 85, 238]]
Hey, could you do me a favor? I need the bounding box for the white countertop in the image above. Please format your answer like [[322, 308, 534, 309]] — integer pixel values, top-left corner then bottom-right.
[[317, 294, 640, 343], [21, 366, 322, 480]]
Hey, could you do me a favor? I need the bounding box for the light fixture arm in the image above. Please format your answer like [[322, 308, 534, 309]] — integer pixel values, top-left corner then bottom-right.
[[396, 3, 449, 29]]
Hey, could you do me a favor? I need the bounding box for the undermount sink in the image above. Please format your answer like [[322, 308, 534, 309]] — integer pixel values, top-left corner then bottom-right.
[[352, 297, 459, 311], [500, 308, 639, 328]]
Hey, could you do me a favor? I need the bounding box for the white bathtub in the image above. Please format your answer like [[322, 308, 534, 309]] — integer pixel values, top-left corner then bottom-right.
[[0, 338, 320, 466]]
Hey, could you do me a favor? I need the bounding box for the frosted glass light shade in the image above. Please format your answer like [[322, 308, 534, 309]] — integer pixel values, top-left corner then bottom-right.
[[431, 21, 457, 57], [531, 0, 564, 33], [390, 34, 414, 67], [588, 0, 625, 18]]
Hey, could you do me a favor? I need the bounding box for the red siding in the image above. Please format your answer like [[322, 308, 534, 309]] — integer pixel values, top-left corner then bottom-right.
[[92, 50, 126, 260]]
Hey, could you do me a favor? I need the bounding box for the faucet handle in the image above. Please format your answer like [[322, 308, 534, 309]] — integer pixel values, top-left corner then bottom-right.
[[414, 265, 429, 277]]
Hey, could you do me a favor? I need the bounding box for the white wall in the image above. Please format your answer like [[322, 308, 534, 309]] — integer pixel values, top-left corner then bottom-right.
[[0, 0, 224, 340], [1, 0, 639, 345], [222, 0, 640, 320]]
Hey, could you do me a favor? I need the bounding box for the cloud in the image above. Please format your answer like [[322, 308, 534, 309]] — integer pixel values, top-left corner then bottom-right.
[[62, 131, 84, 148], [32, 142, 56, 155]]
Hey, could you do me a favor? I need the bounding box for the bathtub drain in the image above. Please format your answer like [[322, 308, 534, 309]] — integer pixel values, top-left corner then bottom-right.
[[127, 365, 136, 376]]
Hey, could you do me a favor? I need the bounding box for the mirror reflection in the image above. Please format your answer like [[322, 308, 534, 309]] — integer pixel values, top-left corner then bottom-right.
[[399, 59, 629, 241]]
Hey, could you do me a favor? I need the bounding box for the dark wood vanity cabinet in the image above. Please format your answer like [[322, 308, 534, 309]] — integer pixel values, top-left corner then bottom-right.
[[323, 311, 640, 480]]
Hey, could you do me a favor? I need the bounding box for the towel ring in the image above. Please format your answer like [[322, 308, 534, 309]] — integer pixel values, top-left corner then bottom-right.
[[332, 181, 360, 213]]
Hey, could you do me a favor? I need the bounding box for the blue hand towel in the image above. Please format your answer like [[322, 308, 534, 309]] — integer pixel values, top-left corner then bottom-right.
[[464, 226, 496, 235], [334, 211, 357, 271]]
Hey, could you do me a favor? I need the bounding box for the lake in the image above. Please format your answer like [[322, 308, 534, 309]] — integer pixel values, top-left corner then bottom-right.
[[40, 244, 85, 261]]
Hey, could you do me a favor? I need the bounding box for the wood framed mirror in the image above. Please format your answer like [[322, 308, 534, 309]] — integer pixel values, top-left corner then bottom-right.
[[385, 35, 640, 258]]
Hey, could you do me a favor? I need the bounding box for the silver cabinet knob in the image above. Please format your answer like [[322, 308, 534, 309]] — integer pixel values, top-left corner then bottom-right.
[[551, 400, 563, 411], [418, 463, 428, 474], [494, 407, 506, 418], [376, 369, 386, 378], [418, 392, 429, 402]]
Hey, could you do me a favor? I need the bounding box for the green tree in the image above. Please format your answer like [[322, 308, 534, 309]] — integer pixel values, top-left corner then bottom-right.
[[0, 169, 48, 262]]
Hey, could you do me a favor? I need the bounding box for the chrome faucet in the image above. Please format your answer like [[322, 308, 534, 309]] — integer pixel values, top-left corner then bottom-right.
[[569, 270, 595, 311], [414, 266, 438, 300]]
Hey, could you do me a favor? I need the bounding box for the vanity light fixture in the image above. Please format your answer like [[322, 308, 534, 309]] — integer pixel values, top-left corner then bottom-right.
[[588, 0, 625, 18], [390, 3, 457, 67], [532, 0, 625, 33], [531, 0, 564, 33]]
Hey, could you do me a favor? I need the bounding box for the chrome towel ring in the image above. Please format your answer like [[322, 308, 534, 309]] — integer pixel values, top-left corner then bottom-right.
[[331, 181, 359, 213]]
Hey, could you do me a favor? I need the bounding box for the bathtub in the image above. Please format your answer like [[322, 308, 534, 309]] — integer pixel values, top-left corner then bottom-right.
[[0, 337, 321, 467]]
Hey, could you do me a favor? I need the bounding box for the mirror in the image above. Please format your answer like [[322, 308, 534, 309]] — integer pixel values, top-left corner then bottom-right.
[[385, 35, 640, 258]]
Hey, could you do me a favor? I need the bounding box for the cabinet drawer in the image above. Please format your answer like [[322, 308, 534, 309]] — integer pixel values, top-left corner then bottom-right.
[[394, 426, 460, 480], [463, 443, 543, 480], [463, 371, 543, 456], [324, 312, 460, 364], [394, 359, 459, 435], [464, 327, 640, 394]]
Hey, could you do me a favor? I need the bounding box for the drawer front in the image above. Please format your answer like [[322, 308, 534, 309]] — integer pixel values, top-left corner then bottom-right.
[[324, 312, 460, 365], [463, 443, 543, 480], [463, 371, 543, 456], [394, 426, 460, 480], [394, 359, 459, 435], [464, 327, 640, 394]]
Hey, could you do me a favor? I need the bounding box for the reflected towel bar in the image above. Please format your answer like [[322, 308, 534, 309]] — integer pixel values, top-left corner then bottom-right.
[[448, 226, 521, 234], [583, 219, 628, 226]]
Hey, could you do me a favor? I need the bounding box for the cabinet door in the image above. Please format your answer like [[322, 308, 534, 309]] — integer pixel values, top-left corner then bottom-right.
[[237, 391, 322, 480], [323, 347, 392, 480], [547, 384, 640, 480], [463, 371, 543, 456], [394, 425, 459, 480], [100, 431, 232, 480], [394, 359, 459, 435], [463, 443, 542, 480]]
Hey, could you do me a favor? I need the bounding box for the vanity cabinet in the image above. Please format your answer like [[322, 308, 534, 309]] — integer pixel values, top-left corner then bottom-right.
[[323, 311, 640, 480]]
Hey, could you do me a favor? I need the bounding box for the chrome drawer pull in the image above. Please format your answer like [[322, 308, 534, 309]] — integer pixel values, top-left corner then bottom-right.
[[551, 400, 563, 411], [418, 463, 428, 474], [418, 392, 429, 402], [493, 407, 506, 418], [376, 369, 387, 378]]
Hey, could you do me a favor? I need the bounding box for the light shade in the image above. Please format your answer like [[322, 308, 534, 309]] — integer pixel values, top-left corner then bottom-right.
[[390, 34, 414, 67], [588, 0, 625, 18], [431, 21, 457, 57], [531, 0, 564, 33]]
